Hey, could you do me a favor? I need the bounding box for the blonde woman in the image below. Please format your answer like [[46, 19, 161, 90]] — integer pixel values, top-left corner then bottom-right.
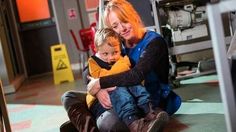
[[62, 0, 181, 131], [88, 0, 182, 130]]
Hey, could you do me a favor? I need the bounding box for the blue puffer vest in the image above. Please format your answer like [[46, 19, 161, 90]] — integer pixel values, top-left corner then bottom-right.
[[124, 31, 181, 115]]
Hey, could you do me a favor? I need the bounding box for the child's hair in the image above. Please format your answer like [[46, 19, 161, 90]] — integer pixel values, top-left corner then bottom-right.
[[94, 28, 121, 50]]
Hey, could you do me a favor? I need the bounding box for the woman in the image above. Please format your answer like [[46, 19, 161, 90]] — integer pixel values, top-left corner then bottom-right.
[[61, 0, 181, 131], [88, 0, 182, 129]]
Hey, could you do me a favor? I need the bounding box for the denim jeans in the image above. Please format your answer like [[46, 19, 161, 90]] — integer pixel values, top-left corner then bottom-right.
[[109, 85, 150, 125]]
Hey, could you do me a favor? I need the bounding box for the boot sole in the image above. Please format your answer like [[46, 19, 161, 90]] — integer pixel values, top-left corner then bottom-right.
[[147, 111, 169, 132]]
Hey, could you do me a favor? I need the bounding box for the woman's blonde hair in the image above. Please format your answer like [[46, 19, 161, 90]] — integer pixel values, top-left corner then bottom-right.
[[103, 0, 145, 40], [94, 28, 121, 50]]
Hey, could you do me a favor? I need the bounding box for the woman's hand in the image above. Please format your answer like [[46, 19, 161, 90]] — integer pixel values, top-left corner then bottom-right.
[[96, 87, 116, 109], [87, 76, 101, 95]]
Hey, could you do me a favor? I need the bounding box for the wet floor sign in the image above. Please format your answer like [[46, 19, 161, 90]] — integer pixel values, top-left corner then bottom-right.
[[51, 44, 74, 84]]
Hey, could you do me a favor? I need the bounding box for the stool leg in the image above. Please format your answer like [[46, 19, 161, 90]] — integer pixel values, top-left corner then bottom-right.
[[0, 115, 3, 132], [0, 81, 12, 132]]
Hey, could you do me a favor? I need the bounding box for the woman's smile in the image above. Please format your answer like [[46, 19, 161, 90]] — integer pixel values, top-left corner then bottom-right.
[[121, 30, 131, 38]]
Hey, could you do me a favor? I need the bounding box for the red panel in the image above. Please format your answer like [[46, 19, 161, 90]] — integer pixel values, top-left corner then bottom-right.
[[85, 0, 99, 10], [16, 0, 50, 23]]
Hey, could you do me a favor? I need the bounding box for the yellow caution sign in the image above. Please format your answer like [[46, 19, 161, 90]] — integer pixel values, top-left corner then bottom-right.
[[51, 44, 74, 84]]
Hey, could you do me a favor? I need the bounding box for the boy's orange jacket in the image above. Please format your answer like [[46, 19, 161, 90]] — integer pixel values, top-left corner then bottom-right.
[[86, 55, 131, 108]]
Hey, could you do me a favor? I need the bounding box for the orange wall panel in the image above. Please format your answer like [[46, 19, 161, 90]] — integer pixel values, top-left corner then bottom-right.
[[85, 0, 99, 10], [16, 0, 50, 23]]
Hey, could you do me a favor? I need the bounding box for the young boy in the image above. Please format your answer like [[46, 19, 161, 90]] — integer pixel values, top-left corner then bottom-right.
[[86, 28, 168, 132]]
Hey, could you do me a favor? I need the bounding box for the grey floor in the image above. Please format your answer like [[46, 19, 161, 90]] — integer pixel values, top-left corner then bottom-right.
[[5, 74, 227, 132], [166, 75, 226, 132]]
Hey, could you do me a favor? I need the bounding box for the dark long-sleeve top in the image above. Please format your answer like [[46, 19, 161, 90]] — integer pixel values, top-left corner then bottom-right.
[[100, 36, 169, 89]]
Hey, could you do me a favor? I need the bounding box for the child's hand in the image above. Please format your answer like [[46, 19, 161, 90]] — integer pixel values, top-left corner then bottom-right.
[[96, 89, 113, 109]]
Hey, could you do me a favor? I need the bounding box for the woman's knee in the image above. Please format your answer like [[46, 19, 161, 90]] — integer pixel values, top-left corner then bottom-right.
[[61, 91, 86, 111], [97, 110, 129, 132], [61, 91, 74, 104]]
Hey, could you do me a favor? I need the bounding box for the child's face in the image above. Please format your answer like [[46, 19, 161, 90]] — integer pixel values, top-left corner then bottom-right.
[[97, 42, 121, 64]]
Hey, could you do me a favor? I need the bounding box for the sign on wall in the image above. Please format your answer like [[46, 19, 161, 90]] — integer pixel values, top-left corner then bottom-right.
[[67, 8, 77, 20]]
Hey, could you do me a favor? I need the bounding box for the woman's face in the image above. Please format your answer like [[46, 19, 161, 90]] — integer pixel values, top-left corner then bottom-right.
[[108, 11, 134, 41]]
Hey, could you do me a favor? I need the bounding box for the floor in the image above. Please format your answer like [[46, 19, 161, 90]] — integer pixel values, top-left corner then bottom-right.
[[4, 73, 227, 132]]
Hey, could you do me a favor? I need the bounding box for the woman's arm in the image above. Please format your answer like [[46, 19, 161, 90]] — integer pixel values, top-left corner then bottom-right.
[[99, 37, 169, 88]]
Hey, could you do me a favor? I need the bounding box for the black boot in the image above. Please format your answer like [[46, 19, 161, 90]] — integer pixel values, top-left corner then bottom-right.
[[60, 120, 77, 132], [144, 104, 169, 132], [68, 103, 99, 132], [144, 103, 157, 121], [128, 117, 165, 132]]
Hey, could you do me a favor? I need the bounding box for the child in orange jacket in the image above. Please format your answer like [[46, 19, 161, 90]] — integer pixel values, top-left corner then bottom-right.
[[86, 28, 168, 132]]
